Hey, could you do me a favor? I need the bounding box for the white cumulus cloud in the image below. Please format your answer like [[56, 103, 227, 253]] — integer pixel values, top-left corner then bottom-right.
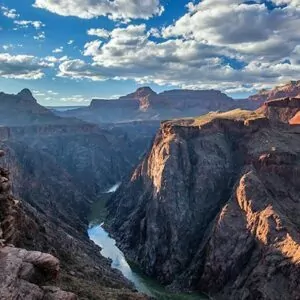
[[87, 28, 110, 39], [45, 56, 68, 63], [0, 53, 51, 80], [34, 31, 46, 40], [60, 95, 90, 103], [162, 0, 300, 61], [33, 0, 164, 20], [57, 12, 300, 93]]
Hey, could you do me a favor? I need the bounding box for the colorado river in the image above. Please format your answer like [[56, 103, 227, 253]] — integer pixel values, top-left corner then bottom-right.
[[88, 184, 208, 300]]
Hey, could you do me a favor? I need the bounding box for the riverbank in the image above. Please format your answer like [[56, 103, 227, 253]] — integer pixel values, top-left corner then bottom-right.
[[88, 224, 208, 300]]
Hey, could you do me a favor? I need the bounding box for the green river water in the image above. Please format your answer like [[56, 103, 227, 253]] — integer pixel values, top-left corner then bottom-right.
[[88, 184, 208, 300]]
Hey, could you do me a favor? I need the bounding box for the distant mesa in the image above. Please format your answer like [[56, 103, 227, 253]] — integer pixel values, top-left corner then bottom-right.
[[59, 82, 300, 124], [4, 80, 300, 126], [75, 86, 247, 124]]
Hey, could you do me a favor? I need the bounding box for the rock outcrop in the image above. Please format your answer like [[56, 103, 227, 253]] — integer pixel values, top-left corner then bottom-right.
[[107, 102, 300, 299], [17, 88, 38, 102], [119, 87, 157, 111], [260, 97, 300, 124], [0, 246, 77, 300], [290, 111, 300, 124]]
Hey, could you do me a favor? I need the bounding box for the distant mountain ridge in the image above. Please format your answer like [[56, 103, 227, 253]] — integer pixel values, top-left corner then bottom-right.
[[4, 81, 300, 126], [60, 86, 255, 123], [92, 87, 236, 113], [248, 80, 300, 104], [0, 89, 81, 126], [6, 81, 300, 126], [62, 81, 300, 125]]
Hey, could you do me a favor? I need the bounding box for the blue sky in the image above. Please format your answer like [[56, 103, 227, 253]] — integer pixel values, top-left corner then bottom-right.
[[0, 0, 300, 105]]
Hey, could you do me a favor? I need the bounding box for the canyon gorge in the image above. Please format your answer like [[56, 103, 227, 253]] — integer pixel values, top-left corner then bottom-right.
[[1, 80, 300, 299]]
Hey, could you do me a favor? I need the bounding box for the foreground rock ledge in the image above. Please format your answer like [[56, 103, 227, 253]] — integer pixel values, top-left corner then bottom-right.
[[0, 246, 77, 300]]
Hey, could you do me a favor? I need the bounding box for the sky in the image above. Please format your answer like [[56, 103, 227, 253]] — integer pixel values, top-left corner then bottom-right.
[[0, 0, 300, 106]]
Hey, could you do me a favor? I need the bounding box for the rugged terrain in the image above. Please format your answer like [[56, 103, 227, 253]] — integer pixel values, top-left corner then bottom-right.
[[107, 98, 300, 299], [260, 97, 300, 125], [2, 84, 300, 299], [0, 149, 149, 299], [0, 89, 152, 199], [0, 165, 150, 299], [0, 90, 151, 299], [58, 87, 256, 124]]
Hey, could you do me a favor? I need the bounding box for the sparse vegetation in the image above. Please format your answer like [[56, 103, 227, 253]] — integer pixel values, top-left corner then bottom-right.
[[167, 109, 264, 127]]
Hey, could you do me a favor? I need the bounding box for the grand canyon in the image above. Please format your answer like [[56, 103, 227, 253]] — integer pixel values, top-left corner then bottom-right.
[[2, 1, 300, 299], [0, 80, 300, 300]]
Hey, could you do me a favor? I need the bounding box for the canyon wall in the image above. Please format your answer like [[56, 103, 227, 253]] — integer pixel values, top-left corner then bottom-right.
[[108, 100, 300, 299]]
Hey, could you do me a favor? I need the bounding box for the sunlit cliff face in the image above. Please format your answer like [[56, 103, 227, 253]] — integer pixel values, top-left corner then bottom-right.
[[290, 111, 300, 124], [147, 133, 174, 195], [235, 169, 300, 262]]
